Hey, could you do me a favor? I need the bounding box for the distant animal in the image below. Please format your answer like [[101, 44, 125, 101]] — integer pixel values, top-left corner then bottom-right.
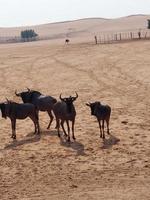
[[65, 39, 70, 44], [86, 101, 111, 139], [0, 100, 40, 139], [53, 92, 78, 142], [15, 88, 57, 129]]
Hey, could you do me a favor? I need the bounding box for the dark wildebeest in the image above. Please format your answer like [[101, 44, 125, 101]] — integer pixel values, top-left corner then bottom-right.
[[0, 100, 40, 139], [65, 39, 69, 44], [86, 101, 111, 139], [15, 89, 57, 129], [53, 92, 78, 142]]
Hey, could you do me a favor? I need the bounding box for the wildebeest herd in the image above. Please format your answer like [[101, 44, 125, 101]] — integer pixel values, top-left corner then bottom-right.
[[0, 88, 111, 142]]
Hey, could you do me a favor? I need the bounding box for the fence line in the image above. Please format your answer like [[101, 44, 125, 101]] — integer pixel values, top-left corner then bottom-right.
[[94, 30, 150, 45], [0, 29, 150, 44]]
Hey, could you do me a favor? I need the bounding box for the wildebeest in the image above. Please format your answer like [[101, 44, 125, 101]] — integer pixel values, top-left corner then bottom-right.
[[53, 92, 78, 142], [65, 39, 70, 44], [15, 89, 57, 129], [86, 101, 111, 139], [0, 99, 40, 139]]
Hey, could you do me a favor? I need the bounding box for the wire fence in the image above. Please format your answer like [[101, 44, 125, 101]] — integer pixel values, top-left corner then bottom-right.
[[0, 29, 150, 44], [94, 29, 150, 45]]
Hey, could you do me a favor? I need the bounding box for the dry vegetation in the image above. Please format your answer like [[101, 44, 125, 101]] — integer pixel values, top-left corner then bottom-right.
[[0, 37, 150, 199]]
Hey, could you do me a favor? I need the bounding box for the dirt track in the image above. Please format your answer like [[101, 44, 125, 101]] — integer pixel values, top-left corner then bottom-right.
[[0, 40, 150, 199]]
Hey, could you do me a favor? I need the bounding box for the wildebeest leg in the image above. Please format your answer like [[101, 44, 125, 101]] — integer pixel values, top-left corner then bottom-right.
[[106, 118, 110, 135], [36, 120, 40, 134], [102, 120, 105, 139], [72, 119, 76, 140], [47, 110, 54, 129], [66, 120, 70, 142], [11, 119, 16, 139], [56, 118, 60, 137], [60, 120, 67, 137], [98, 120, 102, 138], [35, 110, 40, 134], [29, 116, 40, 134]]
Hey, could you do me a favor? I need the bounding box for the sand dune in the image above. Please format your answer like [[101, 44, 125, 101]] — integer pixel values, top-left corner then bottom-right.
[[0, 14, 149, 40]]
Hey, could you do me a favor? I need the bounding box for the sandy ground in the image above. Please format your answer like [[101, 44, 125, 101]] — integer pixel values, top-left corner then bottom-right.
[[0, 39, 150, 199]]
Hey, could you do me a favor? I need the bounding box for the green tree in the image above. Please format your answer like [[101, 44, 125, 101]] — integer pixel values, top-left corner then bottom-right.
[[21, 29, 38, 41]]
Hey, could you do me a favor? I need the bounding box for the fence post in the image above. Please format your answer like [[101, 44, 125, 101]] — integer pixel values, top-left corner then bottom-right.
[[119, 33, 121, 41], [138, 31, 141, 39], [94, 35, 97, 44], [107, 35, 109, 43], [99, 36, 101, 44]]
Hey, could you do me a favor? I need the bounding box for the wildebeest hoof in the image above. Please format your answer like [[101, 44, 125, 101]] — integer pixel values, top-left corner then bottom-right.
[[67, 137, 70, 142], [13, 135, 16, 139], [64, 134, 68, 137], [73, 136, 76, 140]]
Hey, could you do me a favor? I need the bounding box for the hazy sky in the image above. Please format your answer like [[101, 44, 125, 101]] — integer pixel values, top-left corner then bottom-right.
[[0, 0, 150, 27]]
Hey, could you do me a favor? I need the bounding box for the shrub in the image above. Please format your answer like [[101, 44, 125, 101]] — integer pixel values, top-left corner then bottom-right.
[[21, 29, 38, 41]]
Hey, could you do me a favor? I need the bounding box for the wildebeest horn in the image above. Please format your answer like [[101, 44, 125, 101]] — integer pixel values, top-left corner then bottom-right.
[[73, 92, 78, 99], [15, 90, 20, 96], [75, 92, 78, 98], [6, 98, 9, 103], [27, 87, 30, 92], [59, 94, 64, 101]]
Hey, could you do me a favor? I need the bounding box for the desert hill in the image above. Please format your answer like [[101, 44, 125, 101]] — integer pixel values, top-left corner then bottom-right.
[[0, 14, 149, 41]]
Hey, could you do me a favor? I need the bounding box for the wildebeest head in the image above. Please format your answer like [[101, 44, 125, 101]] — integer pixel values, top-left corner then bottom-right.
[[0, 103, 7, 118], [60, 92, 78, 113], [15, 88, 41, 103], [65, 39, 69, 44], [86, 101, 101, 115], [0, 99, 15, 118], [60, 92, 78, 103]]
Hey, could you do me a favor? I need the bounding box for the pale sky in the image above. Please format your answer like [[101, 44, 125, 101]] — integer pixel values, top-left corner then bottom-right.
[[0, 0, 150, 27]]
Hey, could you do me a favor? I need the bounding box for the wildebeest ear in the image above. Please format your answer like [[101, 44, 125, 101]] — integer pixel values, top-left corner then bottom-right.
[[97, 102, 101, 106], [71, 97, 76, 101], [15, 90, 20, 97], [86, 103, 90, 107]]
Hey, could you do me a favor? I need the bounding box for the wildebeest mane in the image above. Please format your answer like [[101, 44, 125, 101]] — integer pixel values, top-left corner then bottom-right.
[[66, 102, 73, 113], [29, 91, 42, 102]]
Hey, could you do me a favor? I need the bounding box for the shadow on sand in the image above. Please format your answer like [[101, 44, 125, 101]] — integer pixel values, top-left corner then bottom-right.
[[59, 136, 85, 156], [101, 134, 120, 149], [38, 129, 85, 156], [40, 130, 58, 137], [4, 133, 41, 150], [4, 129, 85, 156]]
